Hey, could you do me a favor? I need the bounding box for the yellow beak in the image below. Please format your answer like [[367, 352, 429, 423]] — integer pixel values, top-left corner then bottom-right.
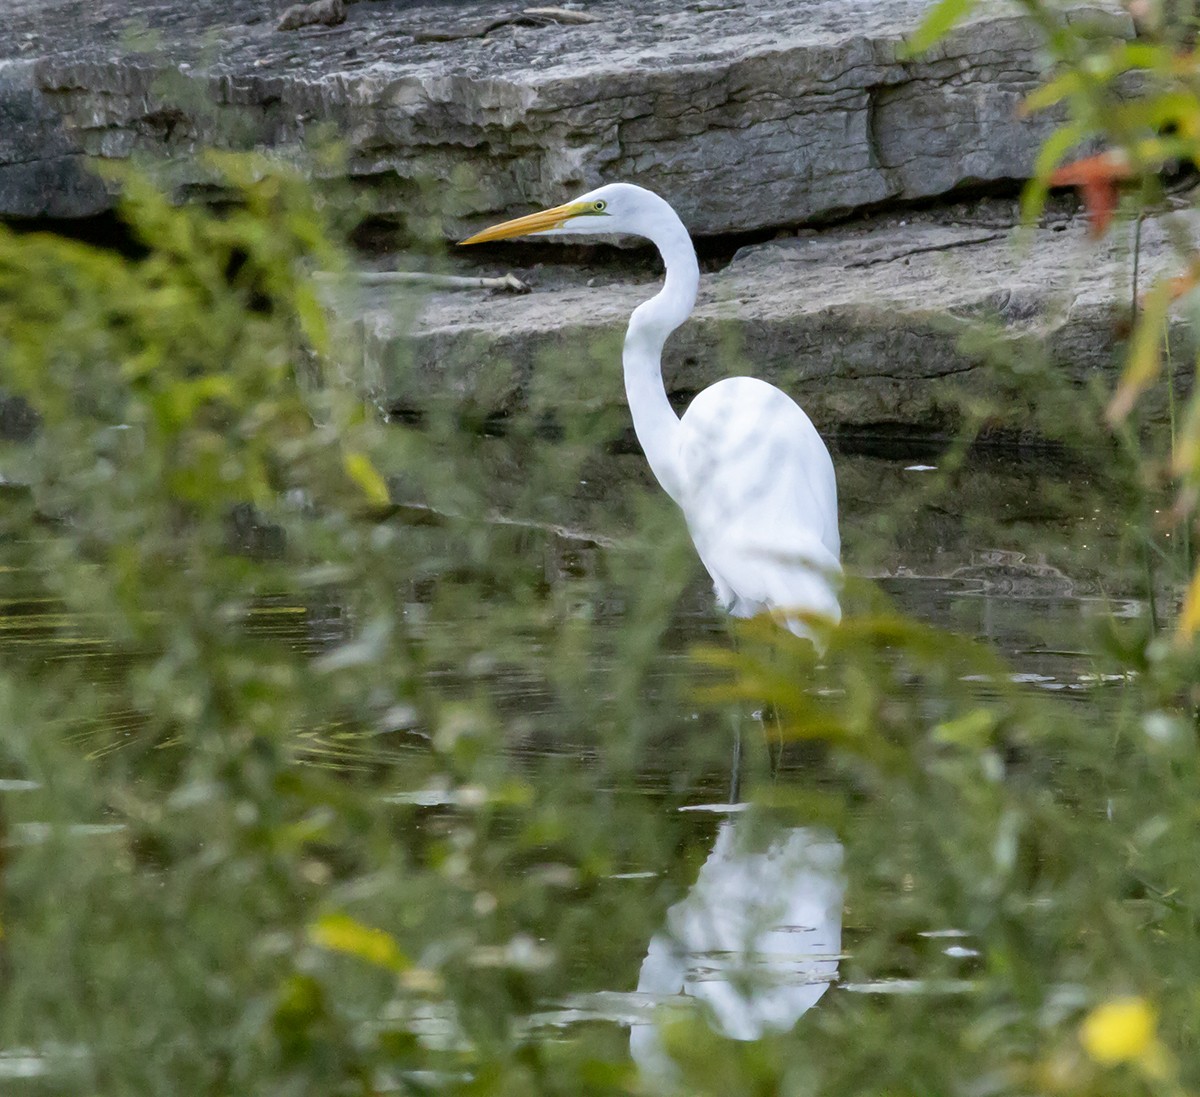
[[459, 201, 592, 245]]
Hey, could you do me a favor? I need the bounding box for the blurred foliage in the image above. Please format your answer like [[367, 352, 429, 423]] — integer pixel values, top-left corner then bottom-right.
[[0, 155, 721, 1095], [4, 4, 1200, 1092]]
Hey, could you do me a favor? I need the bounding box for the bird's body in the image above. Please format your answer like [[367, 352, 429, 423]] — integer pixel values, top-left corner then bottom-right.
[[462, 183, 841, 641], [678, 377, 841, 633]]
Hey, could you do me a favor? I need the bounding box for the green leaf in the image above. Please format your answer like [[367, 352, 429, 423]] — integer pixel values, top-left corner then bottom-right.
[[1020, 120, 1086, 227], [898, 0, 978, 59], [1021, 71, 1083, 116], [932, 708, 997, 748]]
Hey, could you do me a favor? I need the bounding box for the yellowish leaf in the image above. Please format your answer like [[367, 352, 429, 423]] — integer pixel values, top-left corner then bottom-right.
[[343, 451, 391, 507], [1176, 567, 1200, 644], [1108, 277, 1172, 425], [1171, 399, 1200, 478], [309, 913, 409, 972]]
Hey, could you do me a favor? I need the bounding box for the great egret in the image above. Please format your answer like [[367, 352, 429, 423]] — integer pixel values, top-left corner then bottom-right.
[[462, 183, 841, 640], [631, 820, 843, 1076]]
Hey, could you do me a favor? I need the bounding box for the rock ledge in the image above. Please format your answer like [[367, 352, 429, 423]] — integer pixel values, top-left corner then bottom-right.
[[1, 0, 1130, 233]]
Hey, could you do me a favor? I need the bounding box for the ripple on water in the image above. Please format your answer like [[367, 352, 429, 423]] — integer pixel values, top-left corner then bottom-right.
[[0, 1053, 48, 1080], [6, 822, 126, 847]]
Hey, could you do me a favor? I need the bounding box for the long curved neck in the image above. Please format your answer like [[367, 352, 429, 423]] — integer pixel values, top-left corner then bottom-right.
[[623, 206, 699, 505]]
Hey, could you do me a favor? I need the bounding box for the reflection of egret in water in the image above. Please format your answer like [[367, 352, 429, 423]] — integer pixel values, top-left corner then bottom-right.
[[630, 814, 844, 1076]]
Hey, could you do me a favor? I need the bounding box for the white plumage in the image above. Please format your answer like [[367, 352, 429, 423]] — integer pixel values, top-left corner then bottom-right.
[[631, 821, 844, 1075], [678, 376, 841, 637], [462, 182, 841, 641]]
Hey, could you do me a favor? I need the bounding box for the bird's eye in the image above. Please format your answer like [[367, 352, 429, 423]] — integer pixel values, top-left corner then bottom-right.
[[593, 200, 607, 212]]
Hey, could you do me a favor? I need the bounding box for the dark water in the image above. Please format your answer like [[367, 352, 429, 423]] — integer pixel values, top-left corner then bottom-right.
[[0, 443, 1151, 1083]]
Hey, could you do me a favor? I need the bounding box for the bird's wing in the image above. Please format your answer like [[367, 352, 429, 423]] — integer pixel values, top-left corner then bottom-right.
[[678, 378, 841, 637], [679, 377, 839, 556]]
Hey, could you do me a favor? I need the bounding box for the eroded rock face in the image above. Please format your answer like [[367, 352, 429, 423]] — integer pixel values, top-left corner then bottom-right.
[[349, 210, 1190, 434], [0, 62, 110, 219], [1, 0, 1130, 232]]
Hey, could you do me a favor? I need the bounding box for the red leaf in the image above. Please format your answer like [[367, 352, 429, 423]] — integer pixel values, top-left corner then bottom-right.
[[1166, 265, 1200, 302], [1049, 150, 1134, 238]]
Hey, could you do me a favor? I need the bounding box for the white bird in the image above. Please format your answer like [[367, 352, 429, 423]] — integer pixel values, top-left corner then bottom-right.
[[631, 821, 844, 1077], [462, 183, 841, 641]]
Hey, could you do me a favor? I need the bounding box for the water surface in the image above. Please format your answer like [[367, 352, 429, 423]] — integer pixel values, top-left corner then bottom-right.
[[0, 441, 1152, 1081]]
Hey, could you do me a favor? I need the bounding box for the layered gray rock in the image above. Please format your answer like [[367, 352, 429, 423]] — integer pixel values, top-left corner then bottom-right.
[[347, 208, 1192, 434], [0, 61, 110, 219], [1, 0, 1130, 232]]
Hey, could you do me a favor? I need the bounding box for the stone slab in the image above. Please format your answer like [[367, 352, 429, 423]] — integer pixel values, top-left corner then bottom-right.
[[347, 207, 1194, 435], [0, 0, 1130, 231]]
